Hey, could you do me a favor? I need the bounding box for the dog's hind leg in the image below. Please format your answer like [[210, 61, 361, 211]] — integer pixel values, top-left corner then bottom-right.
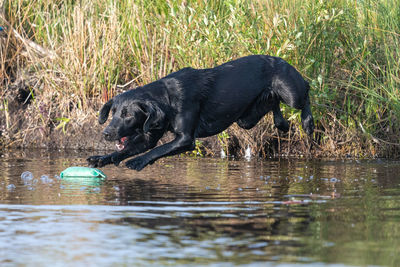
[[236, 107, 265, 130], [300, 97, 314, 136], [237, 90, 289, 132], [272, 103, 289, 133], [237, 103, 269, 130], [271, 62, 314, 135]]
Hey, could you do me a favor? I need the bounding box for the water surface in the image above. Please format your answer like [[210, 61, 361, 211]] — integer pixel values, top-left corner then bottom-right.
[[1, 149, 400, 266]]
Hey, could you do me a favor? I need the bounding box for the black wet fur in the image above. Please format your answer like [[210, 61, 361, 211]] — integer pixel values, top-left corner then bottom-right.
[[87, 55, 315, 171]]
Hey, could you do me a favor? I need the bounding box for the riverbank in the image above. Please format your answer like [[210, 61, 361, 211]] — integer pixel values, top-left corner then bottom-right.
[[1, 0, 399, 158]]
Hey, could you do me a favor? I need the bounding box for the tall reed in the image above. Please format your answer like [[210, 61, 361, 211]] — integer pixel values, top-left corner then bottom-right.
[[1, 0, 399, 156]]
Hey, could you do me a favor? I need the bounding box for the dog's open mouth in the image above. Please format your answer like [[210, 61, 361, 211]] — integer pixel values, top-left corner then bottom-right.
[[116, 137, 128, 151]]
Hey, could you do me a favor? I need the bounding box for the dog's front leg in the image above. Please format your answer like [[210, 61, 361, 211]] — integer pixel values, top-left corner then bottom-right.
[[126, 134, 195, 171], [87, 154, 112, 168], [87, 131, 163, 168], [87, 151, 130, 168], [87, 147, 151, 168]]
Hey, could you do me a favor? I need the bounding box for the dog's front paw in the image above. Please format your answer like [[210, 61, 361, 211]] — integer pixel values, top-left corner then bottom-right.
[[125, 156, 149, 171], [87, 155, 111, 168]]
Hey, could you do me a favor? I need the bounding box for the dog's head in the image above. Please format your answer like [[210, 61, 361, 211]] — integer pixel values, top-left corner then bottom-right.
[[98, 94, 166, 151]]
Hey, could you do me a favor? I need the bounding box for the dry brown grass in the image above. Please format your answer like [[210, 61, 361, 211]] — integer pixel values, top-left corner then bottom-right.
[[0, 0, 399, 158]]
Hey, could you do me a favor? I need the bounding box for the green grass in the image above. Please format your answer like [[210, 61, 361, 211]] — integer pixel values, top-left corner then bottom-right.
[[1, 0, 399, 156]]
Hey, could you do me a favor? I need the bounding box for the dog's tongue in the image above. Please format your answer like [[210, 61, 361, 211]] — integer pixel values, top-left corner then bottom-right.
[[116, 137, 127, 151]]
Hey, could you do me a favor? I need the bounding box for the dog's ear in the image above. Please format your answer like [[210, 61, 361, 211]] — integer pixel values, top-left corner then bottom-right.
[[98, 99, 113, 124], [141, 101, 165, 133]]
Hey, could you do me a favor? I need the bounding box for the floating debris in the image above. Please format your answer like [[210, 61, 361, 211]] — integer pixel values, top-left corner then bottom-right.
[[220, 149, 226, 159], [21, 171, 33, 185], [244, 146, 251, 160], [92, 187, 101, 193], [113, 186, 120, 191], [40, 175, 54, 184], [6, 184, 16, 191]]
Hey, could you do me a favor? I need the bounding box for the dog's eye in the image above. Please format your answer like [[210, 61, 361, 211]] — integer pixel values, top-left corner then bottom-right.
[[112, 108, 116, 115], [124, 117, 134, 126], [121, 107, 128, 118]]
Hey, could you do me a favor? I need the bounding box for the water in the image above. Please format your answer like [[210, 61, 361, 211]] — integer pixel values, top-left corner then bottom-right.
[[1, 149, 400, 266]]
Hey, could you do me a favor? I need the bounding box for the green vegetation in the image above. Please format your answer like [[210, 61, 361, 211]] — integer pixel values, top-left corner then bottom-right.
[[0, 0, 399, 157]]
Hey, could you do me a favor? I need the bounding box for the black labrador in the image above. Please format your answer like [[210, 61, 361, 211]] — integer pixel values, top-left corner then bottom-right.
[[87, 55, 314, 171]]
